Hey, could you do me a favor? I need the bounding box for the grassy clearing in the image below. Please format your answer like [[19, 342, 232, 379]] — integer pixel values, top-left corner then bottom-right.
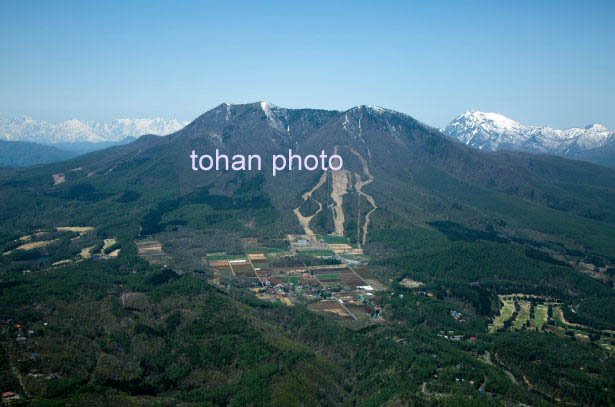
[[398, 277, 424, 288], [279, 276, 301, 285], [552, 305, 566, 325], [489, 299, 515, 333], [512, 301, 531, 330], [5, 239, 59, 254], [321, 235, 350, 244], [299, 250, 336, 257], [247, 247, 290, 254], [489, 297, 613, 351], [339, 253, 368, 262], [535, 304, 549, 330]]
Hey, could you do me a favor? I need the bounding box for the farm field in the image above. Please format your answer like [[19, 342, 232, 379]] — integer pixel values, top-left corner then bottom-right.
[[297, 249, 337, 257], [136, 239, 170, 265], [200, 235, 387, 324], [308, 300, 352, 319]]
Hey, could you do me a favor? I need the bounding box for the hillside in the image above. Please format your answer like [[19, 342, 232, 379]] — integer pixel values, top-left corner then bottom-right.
[[0, 140, 77, 167], [0, 102, 614, 406]]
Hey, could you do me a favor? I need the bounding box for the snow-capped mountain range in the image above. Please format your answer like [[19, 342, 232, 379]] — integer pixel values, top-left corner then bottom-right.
[[443, 110, 614, 157], [2, 110, 614, 168], [0, 116, 188, 144]]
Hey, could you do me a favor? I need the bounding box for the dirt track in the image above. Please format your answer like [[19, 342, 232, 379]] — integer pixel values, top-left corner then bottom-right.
[[294, 171, 327, 235], [348, 147, 377, 246]]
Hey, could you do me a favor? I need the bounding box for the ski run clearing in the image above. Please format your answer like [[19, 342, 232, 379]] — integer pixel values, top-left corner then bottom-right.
[[293, 145, 377, 245]]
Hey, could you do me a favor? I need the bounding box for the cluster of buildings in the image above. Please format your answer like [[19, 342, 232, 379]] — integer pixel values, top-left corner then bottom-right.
[[1, 391, 22, 405], [450, 310, 463, 320], [438, 330, 478, 342], [207, 234, 385, 322]]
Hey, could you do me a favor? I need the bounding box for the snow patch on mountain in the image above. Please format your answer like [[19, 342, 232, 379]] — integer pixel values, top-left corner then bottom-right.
[[0, 117, 188, 144], [259, 101, 288, 133]]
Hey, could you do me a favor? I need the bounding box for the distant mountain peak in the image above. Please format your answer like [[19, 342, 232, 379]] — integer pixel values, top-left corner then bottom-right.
[[584, 123, 607, 131], [0, 117, 188, 144], [444, 110, 615, 158], [458, 110, 522, 130]]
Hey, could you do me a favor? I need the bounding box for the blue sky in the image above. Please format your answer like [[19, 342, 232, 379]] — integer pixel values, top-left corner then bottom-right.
[[1, 0, 614, 129]]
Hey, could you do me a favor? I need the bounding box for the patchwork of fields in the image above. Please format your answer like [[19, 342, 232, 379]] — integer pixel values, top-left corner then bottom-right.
[[204, 234, 384, 324]]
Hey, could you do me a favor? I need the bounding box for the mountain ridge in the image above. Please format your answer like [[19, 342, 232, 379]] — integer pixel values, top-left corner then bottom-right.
[[0, 116, 189, 144], [4, 101, 615, 256], [0, 139, 77, 166], [443, 110, 615, 166]]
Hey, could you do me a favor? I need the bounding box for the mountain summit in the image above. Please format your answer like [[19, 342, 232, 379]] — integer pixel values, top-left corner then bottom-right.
[[4, 101, 615, 254], [443, 110, 615, 166], [1, 102, 615, 407]]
